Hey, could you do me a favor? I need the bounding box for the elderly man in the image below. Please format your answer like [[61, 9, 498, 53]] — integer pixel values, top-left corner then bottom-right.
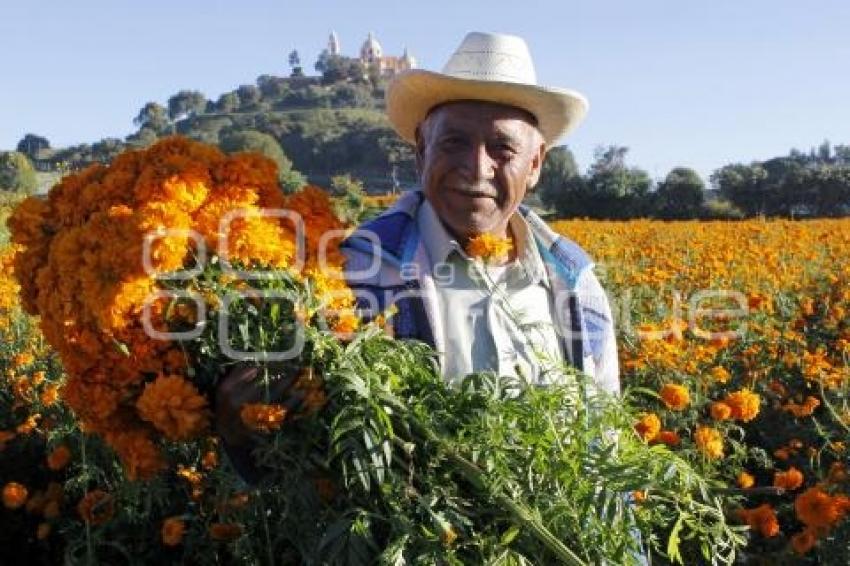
[[217, 32, 618, 481], [342, 31, 618, 392]]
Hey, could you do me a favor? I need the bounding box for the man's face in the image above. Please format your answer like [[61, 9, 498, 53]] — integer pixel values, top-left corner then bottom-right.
[[415, 101, 546, 242]]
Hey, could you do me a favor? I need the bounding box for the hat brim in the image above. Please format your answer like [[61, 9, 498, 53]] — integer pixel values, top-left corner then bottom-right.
[[386, 69, 588, 148]]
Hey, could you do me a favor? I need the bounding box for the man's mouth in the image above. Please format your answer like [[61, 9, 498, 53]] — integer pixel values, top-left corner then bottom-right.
[[452, 187, 497, 200]]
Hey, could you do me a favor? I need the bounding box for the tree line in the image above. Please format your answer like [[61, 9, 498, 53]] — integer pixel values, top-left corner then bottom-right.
[[537, 141, 850, 220]]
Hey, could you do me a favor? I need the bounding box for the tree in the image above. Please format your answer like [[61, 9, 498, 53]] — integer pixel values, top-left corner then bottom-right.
[[134, 102, 170, 134], [537, 146, 579, 210], [579, 146, 652, 218], [216, 92, 240, 113], [257, 75, 290, 100], [288, 50, 303, 77], [125, 127, 158, 148], [655, 167, 705, 219], [219, 130, 304, 192], [90, 138, 125, 163], [236, 84, 261, 108], [167, 90, 207, 121], [16, 134, 50, 158], [315, 51, 364, 85], [0, 152, 38, 194], [711, 163, 770, 216]]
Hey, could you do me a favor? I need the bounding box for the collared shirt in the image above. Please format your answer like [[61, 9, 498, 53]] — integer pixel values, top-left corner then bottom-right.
[[417, 199, 564, 385]]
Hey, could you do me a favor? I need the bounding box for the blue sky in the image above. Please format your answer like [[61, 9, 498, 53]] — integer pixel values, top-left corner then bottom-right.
[[2, 0, 848, 182]]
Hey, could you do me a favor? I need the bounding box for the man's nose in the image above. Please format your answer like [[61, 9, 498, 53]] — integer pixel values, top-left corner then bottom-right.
[[460, 143, 496, 181]]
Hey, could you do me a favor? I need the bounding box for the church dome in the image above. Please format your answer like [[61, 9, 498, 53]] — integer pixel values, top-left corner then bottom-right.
[[360, 32, 383, 61]]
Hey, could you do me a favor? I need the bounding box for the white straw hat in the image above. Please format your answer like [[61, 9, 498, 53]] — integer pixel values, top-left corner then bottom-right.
[[386, 31, 588, 148]]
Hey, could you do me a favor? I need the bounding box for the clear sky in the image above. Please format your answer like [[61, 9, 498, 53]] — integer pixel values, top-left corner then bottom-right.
[[2, 0, 848, 182]]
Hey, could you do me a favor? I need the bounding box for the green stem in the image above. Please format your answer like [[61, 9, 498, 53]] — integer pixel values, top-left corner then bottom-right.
[[395, 401, 587, 566]]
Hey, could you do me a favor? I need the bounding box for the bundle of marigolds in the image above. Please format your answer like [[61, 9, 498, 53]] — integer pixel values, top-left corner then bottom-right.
[[8, 137, 744, 564]]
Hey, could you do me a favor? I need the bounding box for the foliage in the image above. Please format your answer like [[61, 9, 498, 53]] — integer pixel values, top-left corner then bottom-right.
[[655, 167, 705, 219], [0, 152, 38, 194], [167, 90, 207, 121], [537, 145, 579, 210], [16, 134, 51, 159]]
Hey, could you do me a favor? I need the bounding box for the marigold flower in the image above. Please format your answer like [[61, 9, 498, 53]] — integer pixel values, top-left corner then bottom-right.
[[657, 430, 680, 446], [659, 383, 690, 411], [36, 522, 51, 540], [791, 527, 817, 555], [209, 522, 242, 541], [723, 389, 760, 422], [737, 504, 780, 537], [795, 487, 848, 529], [710, 402, 732, 421], [634, 413, 661, 442], [773, 467, 804, 491], [77, 490, 114, 525], [136, 374, 210, 441], [46, 444, 72, 471], [162, 517, 187, 546], [3, 482, 28, 509], [0, 430, 15, 451], [111, 430, 166, 481], [709, 366, 731, 383], [40, 384, 60, 406], [694, 425, 724, 459], [240, 403, 287, 433], [201, 449, 219, 470], [737, 471, 755, 489], [331, 310, 360, 335], [43, 500, 60, 520], [465, 233, 513, 264]]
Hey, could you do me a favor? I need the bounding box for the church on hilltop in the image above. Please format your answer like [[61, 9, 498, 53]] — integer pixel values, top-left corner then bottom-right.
[[327, 31, 416, 77]]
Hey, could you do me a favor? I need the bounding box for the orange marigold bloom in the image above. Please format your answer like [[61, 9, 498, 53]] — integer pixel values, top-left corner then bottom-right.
[[46, 444, 72, 471], [209, 522, 243, 541], [3, 482, 28, 509], [710, 402, 732, 421], [773, 467, 804, 491], [36, 522, 51, 540], [136, 374, 210, 441], [162, 517, 187, 546], [724, 389, 760, 422], [694, 425, 724, 459], [40, 384, 60, 406], [201, 449, 219, 470], [795, 487, 848, 529], [737, 471, 755, 489], [465, 233, 513, 264], [111, 430, 166, 481], [331, 310, 360, 336], [791, 528, 817, 555], [0, 430, 15, 451], [657, 430, 681, 446], [634, 413, 661, 442], [240, 403, 287, 433], [709, 366, 731, 384], [659, 384, 690, 411], [737, 504, 780, 537], [77, 490, 114, 525]]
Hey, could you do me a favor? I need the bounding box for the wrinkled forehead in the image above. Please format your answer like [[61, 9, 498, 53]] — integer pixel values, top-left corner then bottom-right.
[[418, 100, 541, 141]]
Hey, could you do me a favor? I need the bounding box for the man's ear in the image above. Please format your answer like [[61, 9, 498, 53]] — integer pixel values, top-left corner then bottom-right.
[[414, 125, 425, 177], [526, 137, 547, 190]]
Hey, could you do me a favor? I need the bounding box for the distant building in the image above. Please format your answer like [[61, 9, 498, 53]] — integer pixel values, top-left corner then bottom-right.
[[326, 30, 416, 77]]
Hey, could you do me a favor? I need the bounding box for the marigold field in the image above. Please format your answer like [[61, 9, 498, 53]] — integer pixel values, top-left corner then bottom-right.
[[1, 180, 848, 563]]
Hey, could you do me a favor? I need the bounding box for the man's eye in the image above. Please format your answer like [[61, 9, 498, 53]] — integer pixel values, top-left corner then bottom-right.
[[491, 144, 516, 157]]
